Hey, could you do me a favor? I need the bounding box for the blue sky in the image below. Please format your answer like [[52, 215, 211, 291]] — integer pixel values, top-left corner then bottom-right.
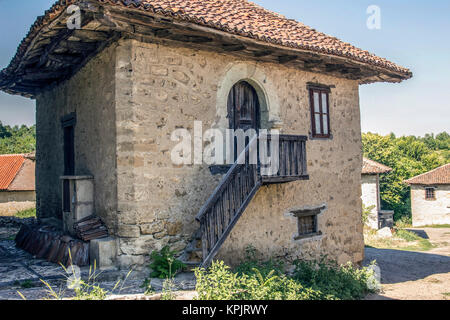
[[0, 0, 449, 136]]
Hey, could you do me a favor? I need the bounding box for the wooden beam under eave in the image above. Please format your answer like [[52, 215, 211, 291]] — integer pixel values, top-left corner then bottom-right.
[[222, 44, 246, 52], [278, 55, 298, 64], [253, 50, 273, 58]]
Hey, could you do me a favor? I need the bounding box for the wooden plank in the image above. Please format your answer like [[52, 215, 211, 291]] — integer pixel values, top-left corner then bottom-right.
[[201, 181, 262, 268]]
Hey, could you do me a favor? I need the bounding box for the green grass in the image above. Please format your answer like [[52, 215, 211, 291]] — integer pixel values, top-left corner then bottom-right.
[[401, 239, 435, 252], [365, 228, 436, 252], [393, 229, 435, 252], [418, 224, 450, 229], [395, 229, 422, 242], [14, 208, 36, 219]]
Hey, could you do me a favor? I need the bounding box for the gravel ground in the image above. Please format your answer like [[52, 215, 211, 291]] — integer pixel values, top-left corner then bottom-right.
[[364, 228, 450, 300], [0, 220, 195, 300]]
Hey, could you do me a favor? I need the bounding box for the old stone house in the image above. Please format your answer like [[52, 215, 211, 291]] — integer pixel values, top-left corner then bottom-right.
[[361, 158, 393, 229], [0, 0, 411, 268], [0, 153, 36, 216], [405, 164, 450, 227]]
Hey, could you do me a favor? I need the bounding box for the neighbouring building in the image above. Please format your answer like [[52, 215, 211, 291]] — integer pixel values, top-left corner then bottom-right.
[[405, 164, 450, 227], [0, 153, 36, 216], [361, 158, 393, 229], [0, 0, 412, 269]]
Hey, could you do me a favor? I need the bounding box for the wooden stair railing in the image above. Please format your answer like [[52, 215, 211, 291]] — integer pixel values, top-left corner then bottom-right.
[[194, 134, 308, 268], [195, 135, 261, 268]]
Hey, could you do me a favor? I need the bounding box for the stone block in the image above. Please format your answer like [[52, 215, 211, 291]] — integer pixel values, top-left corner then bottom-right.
[[118, 224, 141, 238], [140, 221, 165, 235], [90, 237, 117, 269]]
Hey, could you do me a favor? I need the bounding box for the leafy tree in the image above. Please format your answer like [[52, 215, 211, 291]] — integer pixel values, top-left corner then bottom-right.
[[0, 121, 36, 154], [362, 132, 449, 221]]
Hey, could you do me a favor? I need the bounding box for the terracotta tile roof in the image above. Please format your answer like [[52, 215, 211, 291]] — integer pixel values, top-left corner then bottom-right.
[[0, 0, 412, 83], [362, 157, 392, 175], [405, 164, 450, 186], [0, 155, 25, 190]]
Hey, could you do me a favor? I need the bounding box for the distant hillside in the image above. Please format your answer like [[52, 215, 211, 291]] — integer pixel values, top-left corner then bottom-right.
[[362, 132, 450, 222], [0, 121, 36, 155]]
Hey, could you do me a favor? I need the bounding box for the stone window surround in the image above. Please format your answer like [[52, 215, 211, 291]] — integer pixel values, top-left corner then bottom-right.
[[214, 61, 283, 132], [285, 204, 327, 242]]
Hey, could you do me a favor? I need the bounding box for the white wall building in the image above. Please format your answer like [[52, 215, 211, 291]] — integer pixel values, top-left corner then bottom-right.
[[405, 164, 450, 227], [361, 158, 393, 229]]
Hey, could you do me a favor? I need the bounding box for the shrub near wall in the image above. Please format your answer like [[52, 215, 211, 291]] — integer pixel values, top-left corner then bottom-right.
[[194, 258, 377, 300]]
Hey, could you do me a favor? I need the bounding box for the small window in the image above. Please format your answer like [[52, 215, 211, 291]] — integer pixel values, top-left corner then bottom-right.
[[309, 88, 331, 138], [293, 207, 323, 240], [425, 187, 436, 200]]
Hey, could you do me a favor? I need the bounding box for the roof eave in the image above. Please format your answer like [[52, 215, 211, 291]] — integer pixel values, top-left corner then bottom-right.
[[0, 0, 413, 98]]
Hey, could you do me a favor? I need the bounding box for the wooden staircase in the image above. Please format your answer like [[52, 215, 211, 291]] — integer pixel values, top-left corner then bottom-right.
[[180, 134, 308, 268]]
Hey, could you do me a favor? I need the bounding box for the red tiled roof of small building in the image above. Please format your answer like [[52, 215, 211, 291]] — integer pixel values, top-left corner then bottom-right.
[[0, 154, 35, 191], [405, 164, 450, 186], [0, 0, 412, 83], [362, 157, 392, 175]]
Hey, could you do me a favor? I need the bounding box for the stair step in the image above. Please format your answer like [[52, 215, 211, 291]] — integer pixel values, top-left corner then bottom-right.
[[193, 229, 202, 240], [181, 260, 202, 271], [185, 247, 202, 253]]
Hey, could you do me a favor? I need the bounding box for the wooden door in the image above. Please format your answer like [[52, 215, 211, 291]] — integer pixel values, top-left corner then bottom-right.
[[227, 81, 260, 131], [63, 125, 75, 213]]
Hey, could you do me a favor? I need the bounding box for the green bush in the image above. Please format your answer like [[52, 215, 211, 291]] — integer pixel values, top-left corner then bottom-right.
[[395, 216, 412, 229], [195, 258, 377, 300], [233, 245, 284, 277], [394, 229, 421, 242], [148, 246, 186, 279], [195, 261, 322, 300], [292, 258, 376, 300]]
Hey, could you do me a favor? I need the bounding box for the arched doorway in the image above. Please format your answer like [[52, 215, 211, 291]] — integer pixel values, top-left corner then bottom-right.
[[227, 81, 260, 131]]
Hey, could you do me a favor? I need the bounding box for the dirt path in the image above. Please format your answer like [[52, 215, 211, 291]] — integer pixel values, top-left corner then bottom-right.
[[364, 228, 450, 300]]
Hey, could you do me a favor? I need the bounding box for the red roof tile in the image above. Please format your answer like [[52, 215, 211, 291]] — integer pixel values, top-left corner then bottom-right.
[[405, 164, 450, 185], [362, 158, 392, 175], [0, 155, 25, 190], [0, 0, 412, 86]]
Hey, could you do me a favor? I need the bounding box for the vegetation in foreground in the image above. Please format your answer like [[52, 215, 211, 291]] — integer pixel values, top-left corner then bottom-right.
[[18, 257, 133, 300], [194, 247, 377, 300]]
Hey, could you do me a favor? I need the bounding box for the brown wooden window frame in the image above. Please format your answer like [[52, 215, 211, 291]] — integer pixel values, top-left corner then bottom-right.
[[425, 187, 436, 201], [309, 87, 331, 139], [293, 207, 323, 240]]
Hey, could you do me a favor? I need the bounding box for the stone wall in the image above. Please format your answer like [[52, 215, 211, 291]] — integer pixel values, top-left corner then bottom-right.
[[113, 39, 364, 267], [411, 185, 450, 227], [361, 174, 379, 229], [35, 37, 365, 268], [35, 44, 118, 231], [0, 192, 35, 216]]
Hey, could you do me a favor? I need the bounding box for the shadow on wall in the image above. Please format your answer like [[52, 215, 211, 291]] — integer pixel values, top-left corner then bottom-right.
[[364, 247, 450, 284]]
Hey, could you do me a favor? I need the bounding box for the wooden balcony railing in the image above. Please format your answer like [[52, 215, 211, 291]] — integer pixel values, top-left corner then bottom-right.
[[260, 134, 309, 184]]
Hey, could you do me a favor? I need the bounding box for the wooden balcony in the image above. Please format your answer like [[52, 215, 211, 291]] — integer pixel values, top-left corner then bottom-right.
[[260, 134, 309, 184]]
